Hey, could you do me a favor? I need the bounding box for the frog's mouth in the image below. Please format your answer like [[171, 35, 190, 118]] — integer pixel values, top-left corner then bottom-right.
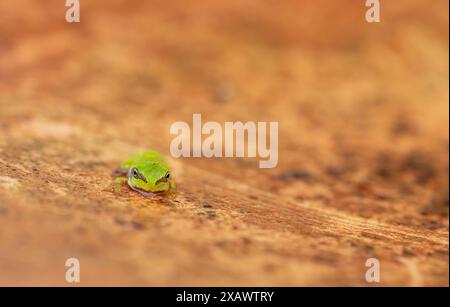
[[128, 185, 161, 197]]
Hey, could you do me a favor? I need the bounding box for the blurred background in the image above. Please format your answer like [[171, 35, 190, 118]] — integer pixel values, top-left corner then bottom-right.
[[0, 0, 448, 286]]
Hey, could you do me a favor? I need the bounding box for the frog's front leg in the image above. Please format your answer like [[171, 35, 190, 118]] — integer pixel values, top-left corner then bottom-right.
[[109, 163, 131, 193], [110, 176, 128, 193], [113, 177, 128, 184], [169, 179, 176, 190]]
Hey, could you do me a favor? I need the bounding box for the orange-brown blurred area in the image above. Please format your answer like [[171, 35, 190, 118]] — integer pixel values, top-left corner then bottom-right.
[[0, 0, 448, 286]]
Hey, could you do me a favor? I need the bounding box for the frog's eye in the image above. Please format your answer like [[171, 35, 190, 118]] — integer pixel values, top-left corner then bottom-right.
[[131, 168, 147, 183], [165, 173, 170, 179]]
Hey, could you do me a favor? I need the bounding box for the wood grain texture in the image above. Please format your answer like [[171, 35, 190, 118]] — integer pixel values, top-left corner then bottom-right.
[[0, 0, 448, 286]]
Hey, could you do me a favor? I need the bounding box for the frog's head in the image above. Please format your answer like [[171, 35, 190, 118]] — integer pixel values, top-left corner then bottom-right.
[[127, 162, 172, 195]]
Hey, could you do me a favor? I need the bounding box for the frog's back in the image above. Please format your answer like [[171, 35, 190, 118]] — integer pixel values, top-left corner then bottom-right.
[[121, 150, 167, 169]]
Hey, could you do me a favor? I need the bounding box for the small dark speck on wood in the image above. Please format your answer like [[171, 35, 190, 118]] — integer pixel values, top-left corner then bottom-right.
[[131, 221, 145, 230], [114, 217, 126, 225], [279, 170, 312, 182], [326, 167, 345, 178], [402, 247, 416, 257], [206, 210, 216, 218], [214, 81, 235, 104]]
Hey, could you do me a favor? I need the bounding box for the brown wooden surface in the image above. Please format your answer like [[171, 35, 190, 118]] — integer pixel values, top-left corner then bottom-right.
[[0, 0, 448, 286]]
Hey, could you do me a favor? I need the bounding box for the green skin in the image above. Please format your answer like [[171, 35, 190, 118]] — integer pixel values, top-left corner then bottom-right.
[[113, 150, 175, 196]]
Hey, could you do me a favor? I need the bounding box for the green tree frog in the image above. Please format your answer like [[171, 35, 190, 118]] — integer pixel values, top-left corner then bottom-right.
[[113, 150, 175, 196]]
